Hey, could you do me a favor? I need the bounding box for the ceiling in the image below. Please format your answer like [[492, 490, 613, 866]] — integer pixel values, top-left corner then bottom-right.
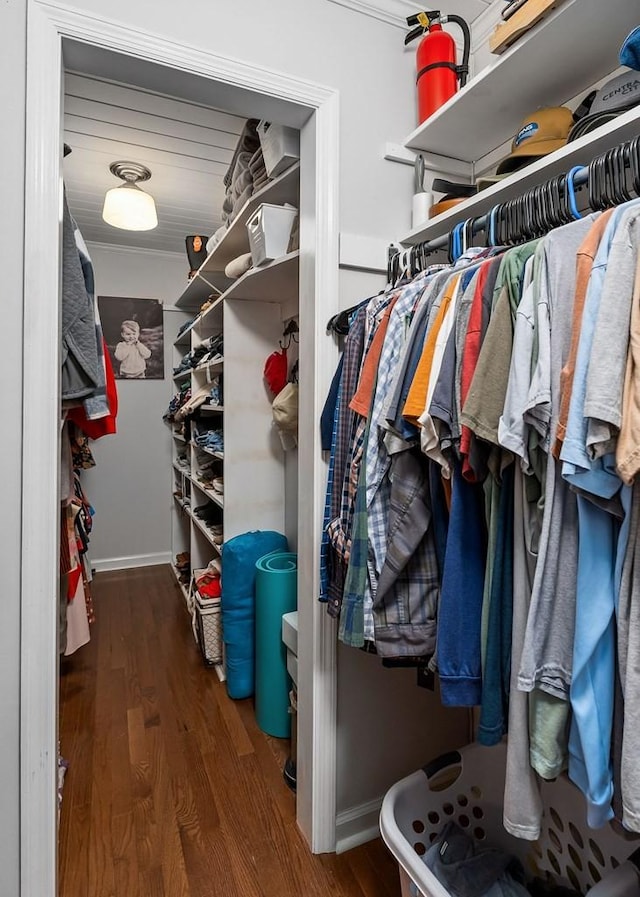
[[63, 72, 247, 254]]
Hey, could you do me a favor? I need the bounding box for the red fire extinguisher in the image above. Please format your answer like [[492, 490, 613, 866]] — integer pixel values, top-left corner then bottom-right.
[[405, 10, 471, 125]]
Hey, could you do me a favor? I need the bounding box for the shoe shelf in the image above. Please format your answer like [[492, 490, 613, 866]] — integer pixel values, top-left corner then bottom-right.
[[171, 564, 190, 603], [194, 357, 224, 374], [192, 478, 224, 509], [196, 296, 224, 335], [189, 509, 223, 553], [174, 326, 193, 348], [403, 0, 639, 165]]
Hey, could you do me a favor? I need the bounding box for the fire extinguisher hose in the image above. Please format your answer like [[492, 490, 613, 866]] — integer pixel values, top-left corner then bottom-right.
[[442, 13, 471, 88]]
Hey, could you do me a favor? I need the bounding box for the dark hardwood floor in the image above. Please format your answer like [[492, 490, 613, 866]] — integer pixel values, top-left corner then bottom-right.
[[58, 565, 400, 897]]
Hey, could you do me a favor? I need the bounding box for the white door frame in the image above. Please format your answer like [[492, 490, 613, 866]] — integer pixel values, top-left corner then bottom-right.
[[23, 2, 340, 894]]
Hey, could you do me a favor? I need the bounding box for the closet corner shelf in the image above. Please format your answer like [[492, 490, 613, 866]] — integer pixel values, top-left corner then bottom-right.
[[171, 564, 190, 602], [201, 162, 300, 273], [200, 404, 224, 413], [172, 432, 187, 442], [400, 103, 640, 246], [175, 270, 230, 310], [173, 369, 191, 382], [224, 251, 299, 304], [190, 509, 223, 554], [403, 0, 638, 164], [174, 326, 194, 347], [194, 357, 224, 374], [187, 474, 225, 510], [196, 296, 224, 333]]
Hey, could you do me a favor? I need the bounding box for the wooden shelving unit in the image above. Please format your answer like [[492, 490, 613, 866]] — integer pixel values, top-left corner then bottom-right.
[[169, 162, 299, 683]]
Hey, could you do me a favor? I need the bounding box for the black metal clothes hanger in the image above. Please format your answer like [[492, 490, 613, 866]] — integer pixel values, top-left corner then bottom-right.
[[326, 294, 380, 335]]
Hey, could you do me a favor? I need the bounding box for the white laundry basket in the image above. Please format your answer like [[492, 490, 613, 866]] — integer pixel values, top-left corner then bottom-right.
[[380, 741, 639, 897], [247, 203, 298, 266]]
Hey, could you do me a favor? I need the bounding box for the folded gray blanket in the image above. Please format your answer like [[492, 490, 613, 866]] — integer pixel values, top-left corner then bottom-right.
[[229, 183, 253, 221], [223, 120, 260, 188]]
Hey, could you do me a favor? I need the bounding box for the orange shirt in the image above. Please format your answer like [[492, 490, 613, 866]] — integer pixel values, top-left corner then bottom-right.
[[402, 274, 460, 427], [349, 297, 398, 416]]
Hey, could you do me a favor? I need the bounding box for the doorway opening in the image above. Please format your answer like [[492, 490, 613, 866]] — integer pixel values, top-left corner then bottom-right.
[[23, 7, 340, 895]]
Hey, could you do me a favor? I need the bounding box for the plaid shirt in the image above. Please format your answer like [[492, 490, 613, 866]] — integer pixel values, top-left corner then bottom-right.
[[365, 275, 431, 582], [324, 307, 367, 617], [320, 377, 342, 602]]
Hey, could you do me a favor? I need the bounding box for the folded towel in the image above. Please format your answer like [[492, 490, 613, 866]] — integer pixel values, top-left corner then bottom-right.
[[248, 150, 266, 174], [223, 120, 260, 188], [229, 184, 253, 222], [230, 151, 252, 185], [232, 168, 253, 197], [225, 252, 253, 280], [252, 174, 270, 191]]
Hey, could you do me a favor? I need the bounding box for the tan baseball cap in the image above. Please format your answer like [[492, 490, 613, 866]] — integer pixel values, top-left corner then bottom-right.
[[496, 106, 574, 175]]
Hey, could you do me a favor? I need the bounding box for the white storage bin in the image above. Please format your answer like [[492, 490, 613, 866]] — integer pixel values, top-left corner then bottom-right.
[[257, 120, 300, 177], [247, 202, 298, 266], [380, 741, 635, 897]]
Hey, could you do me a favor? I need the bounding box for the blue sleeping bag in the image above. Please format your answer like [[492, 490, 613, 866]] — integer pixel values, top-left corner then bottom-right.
[[221, 530, 288, 699]]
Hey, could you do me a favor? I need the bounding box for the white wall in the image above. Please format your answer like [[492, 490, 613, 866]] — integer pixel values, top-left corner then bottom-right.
[[336, 645, 470, 848], [81, 243, 188, 567], [0, 0, 25, 893]]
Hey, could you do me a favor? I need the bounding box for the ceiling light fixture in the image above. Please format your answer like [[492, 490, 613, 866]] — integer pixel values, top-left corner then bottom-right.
[[102, 161, 158, 231]]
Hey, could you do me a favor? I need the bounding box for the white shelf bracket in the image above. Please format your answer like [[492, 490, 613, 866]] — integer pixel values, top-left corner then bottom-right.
[[383, 143, 473, 179]]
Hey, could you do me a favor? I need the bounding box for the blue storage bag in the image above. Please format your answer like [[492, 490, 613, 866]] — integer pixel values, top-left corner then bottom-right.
[[221, 530, 288, 699]]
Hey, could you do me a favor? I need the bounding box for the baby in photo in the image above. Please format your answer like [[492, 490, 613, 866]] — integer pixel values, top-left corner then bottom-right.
[[115, 319, 151, 379]]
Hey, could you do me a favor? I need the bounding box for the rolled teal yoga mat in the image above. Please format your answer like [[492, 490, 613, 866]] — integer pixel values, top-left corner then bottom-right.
[[255, 551, 297, 737]]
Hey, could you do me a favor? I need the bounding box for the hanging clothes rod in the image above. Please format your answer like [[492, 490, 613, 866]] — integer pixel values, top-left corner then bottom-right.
[[406, 167, 589, 254], [388, 134, 640, 277]]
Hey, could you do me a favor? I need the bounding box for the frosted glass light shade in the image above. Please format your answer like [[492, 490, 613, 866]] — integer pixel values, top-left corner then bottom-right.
[[102, 182, 158, 231]]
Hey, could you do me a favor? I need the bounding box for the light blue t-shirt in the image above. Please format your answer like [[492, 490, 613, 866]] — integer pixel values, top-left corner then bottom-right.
[[560, 201, 640, 828]]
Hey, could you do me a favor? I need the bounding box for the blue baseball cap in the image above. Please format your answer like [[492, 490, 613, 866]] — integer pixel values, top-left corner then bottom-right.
[[620, 26, 640, 71]]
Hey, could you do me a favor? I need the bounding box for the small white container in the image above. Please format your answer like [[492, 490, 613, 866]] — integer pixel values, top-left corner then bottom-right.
[[257, 121, 300, 177], [247, 202, 298, 266]]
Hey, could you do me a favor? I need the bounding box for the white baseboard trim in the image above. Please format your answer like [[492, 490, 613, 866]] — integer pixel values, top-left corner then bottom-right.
[[335, 796, 383, 854], [91, 552, 172, 573]]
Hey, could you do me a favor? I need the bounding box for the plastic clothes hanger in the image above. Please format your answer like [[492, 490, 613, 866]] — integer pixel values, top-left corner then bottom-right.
[[629, 136, 640, 196], [487, 205, 498, 247], [566, 167, 583, 219]]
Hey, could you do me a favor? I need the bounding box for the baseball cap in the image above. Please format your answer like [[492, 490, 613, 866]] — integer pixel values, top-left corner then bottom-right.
[[568, 70, 640, 142], [496, 106, 574, 174], [272, 382, 298, 451], [620, 26, 640, 71], [264, 348, 288, 396]]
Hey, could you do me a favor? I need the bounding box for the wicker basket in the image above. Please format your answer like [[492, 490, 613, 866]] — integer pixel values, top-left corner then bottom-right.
[[380, 741, 640, 897], [189, 569, 222, 667], [194, 592, 222, 666]]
